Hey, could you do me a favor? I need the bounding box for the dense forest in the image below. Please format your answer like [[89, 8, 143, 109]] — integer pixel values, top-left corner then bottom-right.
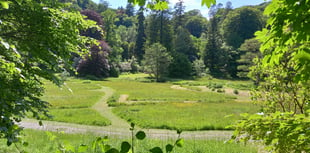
[[64, 0, 269, 81]]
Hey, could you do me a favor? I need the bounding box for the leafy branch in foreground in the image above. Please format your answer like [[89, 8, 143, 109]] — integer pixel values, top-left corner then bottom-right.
[[0, 0, 96, 145], [56, 123, 183, 153], [230, 0, 310, 152]]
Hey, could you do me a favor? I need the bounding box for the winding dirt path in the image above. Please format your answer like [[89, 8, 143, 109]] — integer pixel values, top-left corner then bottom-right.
[[19, 86, 232, 140]]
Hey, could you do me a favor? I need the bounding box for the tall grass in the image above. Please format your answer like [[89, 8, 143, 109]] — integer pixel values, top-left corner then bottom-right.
[[0, 129, 258, 153]]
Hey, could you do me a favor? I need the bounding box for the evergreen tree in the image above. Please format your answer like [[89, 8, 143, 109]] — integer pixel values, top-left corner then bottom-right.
[[172, 0, 185, 31], [145, 8, 173, 52], [203, 17, 223, 76], [237, 38, 261, 78], [125, 2, 135, 17], [135, 7, 146, 62], [168, 53, 192, 78]]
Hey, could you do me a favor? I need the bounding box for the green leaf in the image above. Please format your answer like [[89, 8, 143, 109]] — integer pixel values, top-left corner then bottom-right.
[[106, 148, 120, 153], [149, 147, 163, 153], [135, 131, 146, 140], [0, 1, 9, 9], [120, 141, 131, 153], [78, 144, 88, 152], [165, 144, 174, 152], [175, 138, 184, 147], [153, 1, 168, 10], [201, 0, 216, 7]]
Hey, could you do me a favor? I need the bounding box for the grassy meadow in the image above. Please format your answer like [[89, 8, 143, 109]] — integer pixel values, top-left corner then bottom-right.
[[113, 101, 258, 130], [37, 73, 258, 129], [0, 129, 258, 153], [40, 79, 111, 126], [16, 74, 263, 152], [101, 79, 236, 103]]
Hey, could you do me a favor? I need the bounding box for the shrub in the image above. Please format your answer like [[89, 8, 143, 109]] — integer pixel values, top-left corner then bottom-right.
[[233, 89, 239, 95]]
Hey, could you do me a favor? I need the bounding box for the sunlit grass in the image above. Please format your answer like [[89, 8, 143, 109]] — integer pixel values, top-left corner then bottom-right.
[[44, 108, 111, 126], [38, 79, 111, 126], [101, 80, 236, 103], [42, 80, 103, 108], [0, 129, 258, 153], [113, 101, 259, 131]]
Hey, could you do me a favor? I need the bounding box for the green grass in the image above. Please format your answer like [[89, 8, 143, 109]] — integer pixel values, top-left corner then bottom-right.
[[44, 108, 111, 126], [101, 80, 236, 103], [37, 79, 111, 126], [174, 78, 255, 90], [113, 102, 259, 131], [0, 129, 258, 153], [42, 80, 103, 108]]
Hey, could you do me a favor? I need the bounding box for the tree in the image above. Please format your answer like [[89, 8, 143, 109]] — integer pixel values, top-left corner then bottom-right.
[[0, 0, 95, 144], [116, 25, 137, 60], [101, 9, 117, 44], [184, 10, 207, 38], [222, 6, 263, 49], [172, 0, 185, 31], [237, 38, 261, 78], [97, 0, 109, 13], [145, 8, 173, 52], [142, 43, 172, 82], [135, 6, 146, 62], [125, 2, 135, 17], [168, 53, 192, 78], [174, 26, 197, 61], [203, 17, 223, 76], [232, 0, 310, 152], [80, 10, 103, 40], [77, 41, 110, 78]]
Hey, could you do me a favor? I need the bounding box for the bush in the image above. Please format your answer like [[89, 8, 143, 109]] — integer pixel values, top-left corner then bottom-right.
[[233, 89, 239, 95], [168, 53, 192, 78]]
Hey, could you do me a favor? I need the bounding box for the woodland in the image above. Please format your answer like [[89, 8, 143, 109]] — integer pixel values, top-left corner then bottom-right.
[[0, 0, 309, 152]]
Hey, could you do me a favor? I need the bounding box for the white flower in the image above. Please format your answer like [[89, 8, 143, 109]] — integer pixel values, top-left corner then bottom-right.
[[257, 112, 264, 115]]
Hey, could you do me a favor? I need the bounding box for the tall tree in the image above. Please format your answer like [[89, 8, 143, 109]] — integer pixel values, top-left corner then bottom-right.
[[101, 9, 117, 44], [203, 17, 223, 76], [184, 10, 207, 38], [125, 2, 135, 17], [145, 8, 173, 52], [222, 6, 263, 49], [172, 0, 185, 31], [97, 0, 109, 13], [0, 0, 96, 144], [174, 26, 197, 61], [135, 6, 146, 62]]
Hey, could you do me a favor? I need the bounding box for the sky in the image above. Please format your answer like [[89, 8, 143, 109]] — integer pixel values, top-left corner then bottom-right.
[[93, 0, 267, 17]]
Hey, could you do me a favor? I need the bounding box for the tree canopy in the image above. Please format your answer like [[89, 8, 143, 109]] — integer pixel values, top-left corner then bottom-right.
[[0, 0, 96, 144]]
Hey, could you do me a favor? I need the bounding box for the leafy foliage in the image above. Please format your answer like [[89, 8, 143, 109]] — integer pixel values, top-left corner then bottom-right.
[[142, 43, 172, 82], [222, 6, 263, 49], [0, 0, 95, 145], [232, 0, 310, 152], [237, 38, 261, 78], [168, 53, 192, 78], [77, 41, 111, 78]]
